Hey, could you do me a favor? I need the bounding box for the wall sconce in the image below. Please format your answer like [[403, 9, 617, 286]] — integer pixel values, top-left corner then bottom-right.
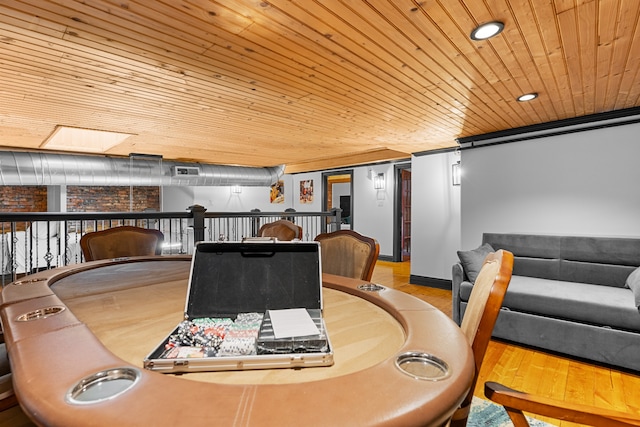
[[452, 161, 461, 186], [231, 185, 242, 194], [373, 173, 385, 190]]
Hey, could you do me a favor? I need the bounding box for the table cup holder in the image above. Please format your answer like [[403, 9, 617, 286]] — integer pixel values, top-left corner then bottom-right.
[[12, 277, 48, 286], [15, 305, 66, 322], [395, 351, 451, 381], [66, 367, 141, 404], [357, 283, 385, 292]]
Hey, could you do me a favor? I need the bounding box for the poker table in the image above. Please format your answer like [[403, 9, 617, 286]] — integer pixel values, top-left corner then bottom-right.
[[0, 256, 474, 426]]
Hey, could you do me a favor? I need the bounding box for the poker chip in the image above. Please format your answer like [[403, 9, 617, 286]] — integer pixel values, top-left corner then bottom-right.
[[162, 313, 264, 358], [218, 337, 257, 356]]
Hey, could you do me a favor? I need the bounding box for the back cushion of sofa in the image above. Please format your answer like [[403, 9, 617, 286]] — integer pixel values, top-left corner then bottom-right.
[[512, 257, 560, 279], [560, 236, 640, 287], [483, 233, 640, 288], [483, 233, 562, 280], [560, 260, 635, 288], [561, 236, 640, 265], [483, 233, 562, 258]]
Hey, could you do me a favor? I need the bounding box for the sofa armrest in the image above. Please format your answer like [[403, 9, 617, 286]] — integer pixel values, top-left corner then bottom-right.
[[452, 262, 466, 325]]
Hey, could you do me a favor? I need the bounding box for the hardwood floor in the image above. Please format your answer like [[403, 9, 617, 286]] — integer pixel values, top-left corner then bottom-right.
[[372, 260, 640, 426]]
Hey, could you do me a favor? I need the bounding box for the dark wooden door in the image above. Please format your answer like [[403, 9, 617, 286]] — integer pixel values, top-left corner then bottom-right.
[[401, 169, 411, 260]]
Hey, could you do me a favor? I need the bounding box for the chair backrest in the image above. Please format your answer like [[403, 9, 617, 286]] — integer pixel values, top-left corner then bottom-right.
[[451, 249, 514, 427], [258, 220, 302, 241], [80, 226, 164, 261], [314, 230, 380, 281]]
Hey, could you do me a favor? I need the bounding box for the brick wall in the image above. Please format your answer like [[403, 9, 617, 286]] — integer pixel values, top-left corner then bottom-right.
[[0, 186, 48, 231], [1, 185, 160, 237], [0, 186, 160, 213], [0, 186, 48, 212], [66, 186, 160, 212]]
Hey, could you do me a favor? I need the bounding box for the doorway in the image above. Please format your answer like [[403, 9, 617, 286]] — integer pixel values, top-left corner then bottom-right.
[[393, 164, 411, 261], [322, 170, 353, 231]]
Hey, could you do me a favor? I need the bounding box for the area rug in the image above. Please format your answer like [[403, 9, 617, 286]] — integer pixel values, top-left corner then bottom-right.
[[468, 397, 557, 427]]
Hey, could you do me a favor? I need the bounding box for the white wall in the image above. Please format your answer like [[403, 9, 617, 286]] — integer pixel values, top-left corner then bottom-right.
[[291, 165, 396, 257], [163, 175, 296, 212], [461, 122, 640, 250], [47, 185, 66, 212], [410, 151, 461, 280], [350, 165, 395, 258], [165, 165, 398, 257], [162, 186, 195, 212]]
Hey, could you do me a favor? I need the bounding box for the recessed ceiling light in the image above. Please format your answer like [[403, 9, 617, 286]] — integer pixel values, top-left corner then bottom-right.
[[517, 93, 538, 102], [470, 21, 504, 40]]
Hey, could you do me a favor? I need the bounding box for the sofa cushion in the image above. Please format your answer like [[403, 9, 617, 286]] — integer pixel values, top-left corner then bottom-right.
[[483, 233, 562, 259], [561, 235, 640, 266], [457, 243, 494, 282], [626, 266, 640, 310], [483, 233, 640, 287], [459, 275, 640, 332]]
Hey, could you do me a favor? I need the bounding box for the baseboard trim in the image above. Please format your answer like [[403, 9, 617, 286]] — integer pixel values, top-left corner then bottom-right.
[[410, 275, 452, 290], [377, 254, 394, 262]]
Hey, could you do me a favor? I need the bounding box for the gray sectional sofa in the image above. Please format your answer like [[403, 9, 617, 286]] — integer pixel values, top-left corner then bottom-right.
[[452, 233, 640, 372]]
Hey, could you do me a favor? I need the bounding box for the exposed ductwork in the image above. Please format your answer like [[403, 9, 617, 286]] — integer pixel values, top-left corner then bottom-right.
[[0, 151, 285, 187]]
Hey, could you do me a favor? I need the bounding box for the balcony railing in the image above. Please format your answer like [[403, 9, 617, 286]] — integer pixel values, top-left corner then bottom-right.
[[0, 205, 341, 285]]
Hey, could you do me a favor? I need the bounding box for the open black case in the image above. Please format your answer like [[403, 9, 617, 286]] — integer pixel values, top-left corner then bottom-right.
[[143, 240, 334, 373]]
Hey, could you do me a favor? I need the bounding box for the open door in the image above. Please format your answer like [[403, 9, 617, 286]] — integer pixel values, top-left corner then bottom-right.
[[393, 164, 411, 261], [322, 171, 353, 231], [401, 169, 411, 260]]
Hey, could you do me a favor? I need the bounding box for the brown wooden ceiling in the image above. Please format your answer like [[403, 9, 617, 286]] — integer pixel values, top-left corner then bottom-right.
[[0, 1, 638, 173]]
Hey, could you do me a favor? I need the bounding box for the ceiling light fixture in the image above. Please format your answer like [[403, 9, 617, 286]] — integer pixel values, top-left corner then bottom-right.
[[517, 93, 538, 102], [42, 126, 134, 153], [470, 21, 504, 40]]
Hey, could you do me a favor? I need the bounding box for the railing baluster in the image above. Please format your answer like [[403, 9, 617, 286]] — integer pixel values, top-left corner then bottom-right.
[[0, 208, 339, 283]]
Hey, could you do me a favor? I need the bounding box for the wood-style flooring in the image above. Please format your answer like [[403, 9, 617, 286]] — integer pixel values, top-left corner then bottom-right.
[[372, 260, 640, 427]]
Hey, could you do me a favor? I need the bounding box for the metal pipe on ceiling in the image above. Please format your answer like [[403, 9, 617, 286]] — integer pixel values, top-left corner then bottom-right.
[[0, 151, 284, 187]]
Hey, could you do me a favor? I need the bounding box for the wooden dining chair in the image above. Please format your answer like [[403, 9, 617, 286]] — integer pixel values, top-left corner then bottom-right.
[[80, 226, 164, 261], [485, 380, 640, 426], [449, 249, 514, 427], [258, 219, 302, 241], [314, 230, 379, 281]]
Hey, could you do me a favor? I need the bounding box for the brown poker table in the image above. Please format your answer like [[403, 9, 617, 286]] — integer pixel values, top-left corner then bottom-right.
[[0, 256, 474, 427]]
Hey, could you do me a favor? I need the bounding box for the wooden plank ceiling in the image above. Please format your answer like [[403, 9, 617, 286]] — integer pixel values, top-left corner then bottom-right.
[[0, 0, 638, 173]]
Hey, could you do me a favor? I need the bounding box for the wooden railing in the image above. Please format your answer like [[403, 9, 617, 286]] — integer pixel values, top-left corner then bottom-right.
[[0, 206, 341, 285]]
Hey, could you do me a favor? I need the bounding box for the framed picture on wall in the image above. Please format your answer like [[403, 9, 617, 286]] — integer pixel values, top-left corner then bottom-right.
[[270, 180, 284, 204], [300, 180, 313, 204]]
